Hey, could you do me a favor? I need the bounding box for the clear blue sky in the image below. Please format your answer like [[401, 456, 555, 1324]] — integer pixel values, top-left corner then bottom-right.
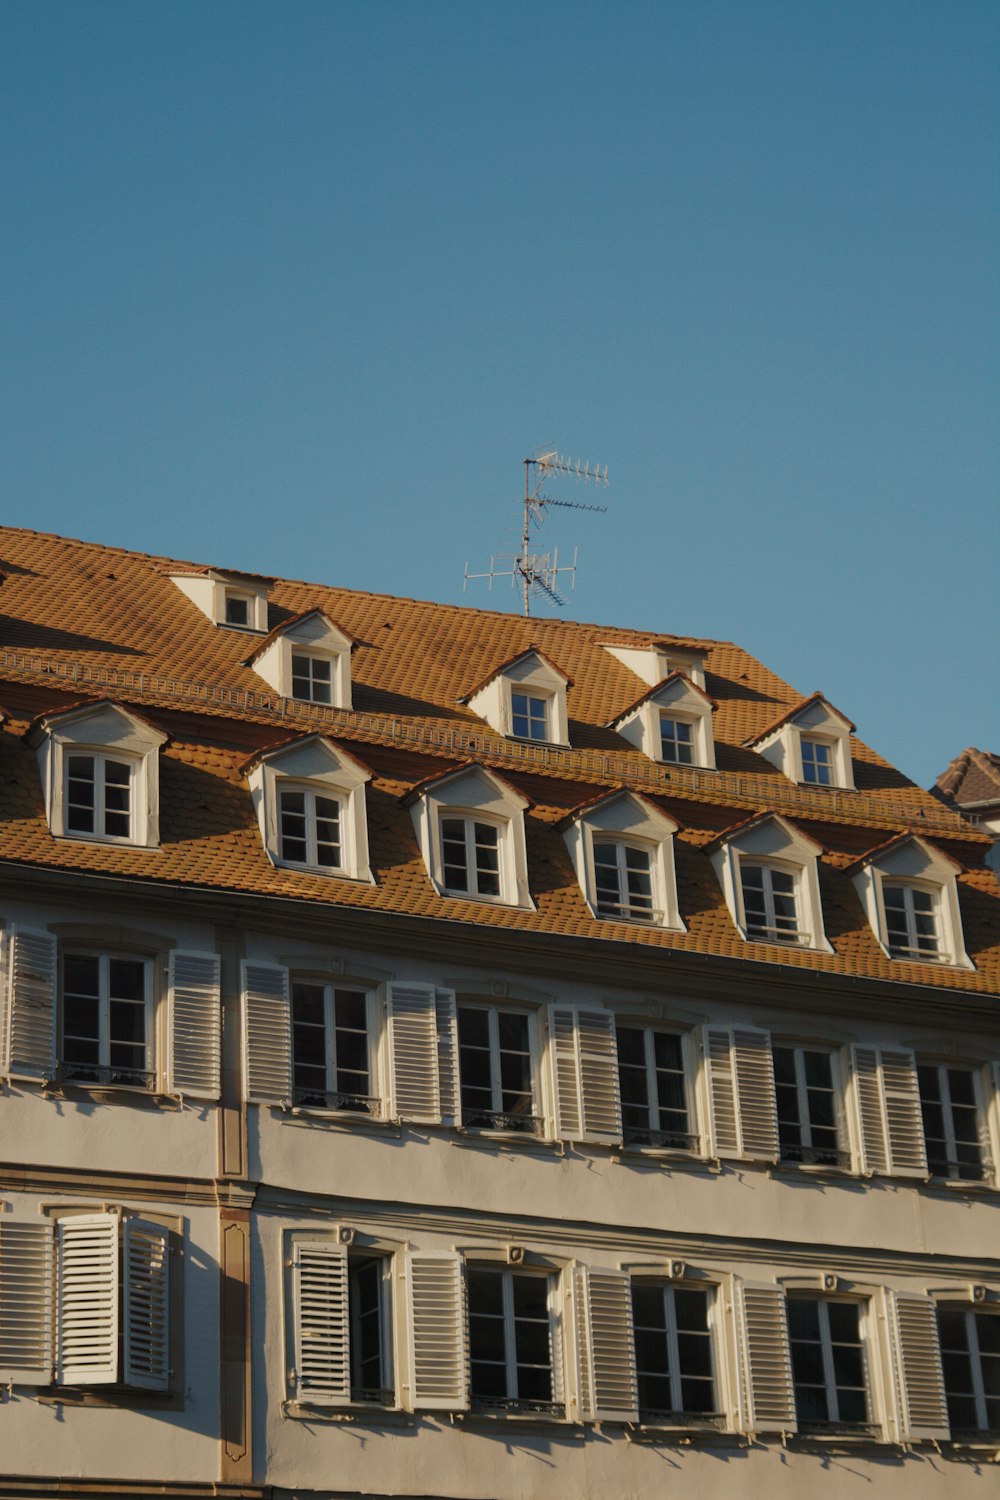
[[2, 0, 997, 788]]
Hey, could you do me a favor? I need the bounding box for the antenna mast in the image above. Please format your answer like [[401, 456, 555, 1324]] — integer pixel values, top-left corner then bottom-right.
[[465, 449, 609, 615]]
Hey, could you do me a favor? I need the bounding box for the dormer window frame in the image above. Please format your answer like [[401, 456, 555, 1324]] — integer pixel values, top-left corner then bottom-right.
[[244, 736, 374, 884], [561, 789, 686, 932], [167, 570, 269, 633], [29, 701, 167, 850], [245, 610, 354, 710], [850, 836, 973, 970], [404, 764, 534, 910], [746, 695, 856, 792], [610, 674, 716, 772], [460, 650, 571, 748], [600, 642, 709, 692], [708, 812, 833, 954]]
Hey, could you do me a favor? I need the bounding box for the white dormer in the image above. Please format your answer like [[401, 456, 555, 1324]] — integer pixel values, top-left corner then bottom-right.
[[609, 674, 716, 770], [561, 788, 685, 931], [744, 693, 855, 790], [460, 649, 571, 746], [28, 699, 167, 848], [403, 763, 534, 908], [245, 610, 354, 708], [850, 834, 973, 969], [167, 569, 269, 633], [601, 641, 707, 692], [244, 734, 373, 882], [708, 811, 833, 953]]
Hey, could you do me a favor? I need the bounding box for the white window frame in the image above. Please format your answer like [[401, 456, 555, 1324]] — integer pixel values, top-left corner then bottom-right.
[[31, 702, 166, 849], [787, 1294, 874, 1432], [246, 735, 373, 883], [248, 610, 354, 707], [509, 688, 552, 743], [881, 880, 942, 961], [630, 1278, 719, 1421], [851, 837, 972, 970], [749, 697, 855, 791], [562, 789, 685, 932], [462, 650, 570, 747], [348, 1252, 396, 1404], [291, 651, 336, 705], [658, 712, 696, 766], [223, 589, 255, 629], [936, 1304, 1000, 1437], [60, 950, 155, 1092], [466, 1263, 561, 1413], [439, 813, 507, 901], [64, 750, 138, 844], [591, 837, 657, 922], [738, 858, 805, 945], [456, 1000, 541, 1135], [916, 1062, 987, 1183], [616, 1023, 697, 1152], [771, 1043, 847, 1168], [407, 764, 534, 909], [612, 676, 716, 771], [278, 783, 344, 871], [710, 814, 833, 954], [290, 979, 380, 1116], [799, 737, 835, 787]]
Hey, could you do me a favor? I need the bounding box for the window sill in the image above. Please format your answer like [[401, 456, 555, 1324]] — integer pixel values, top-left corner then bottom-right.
[[451, 1126, 560, 1156], [46, 1080, 182, 1111], [53, 832, 162, 852], [38, 1385, 182, 1411], [283, 1400, 414, 1427], [279, 1104, 400, 1139], [768, 1160, 855, 1182], [626, 1416, 736, 1446], [452, 1407, 579, 1436], [784, 1426, 887, 1452], [923, 1175, 998, 1198], [613, 1144, 714, 1173]]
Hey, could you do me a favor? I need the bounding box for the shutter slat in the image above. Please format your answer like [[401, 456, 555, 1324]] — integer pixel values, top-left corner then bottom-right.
[[242, 961, 291, 1103], [850, 1044, 888, 1174], [0, 1220, 54, 1383], [123, 1217, 170, 1391], [576, 1010, 623, 1145], [406, 1252, 467, 1410], [388, 985, 442, 1123], [549, 1006, 583, 1140], [731, 1028, 778, 1160], [167, 950, 221, 1099], [7, 928, 57, 1082], [435, 989, 460, 1125], [736, 1282, 797, 1433], [57, 1214, 119, 1386], [576, 1265, 638, 1422], [880, 1049, 928, 1177], [886, 1291, 950, 1442], [292, 1242, 350, 1404], [704, 1027, 740, 1158]]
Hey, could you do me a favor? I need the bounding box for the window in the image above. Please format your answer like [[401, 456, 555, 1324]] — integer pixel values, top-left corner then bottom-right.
[[788, 1296, 871, 1431], [291, 653, 333, 705], [510, 691, 549, 741], [441, 816, 502, 898], [467, 1267, 557, 1413], [279, 786, 342, 869], [224, 591, 252, 627], [937, 1307, 1000, 1437], [631, 1282, 716, 1420], [741, 861, 801, 943], [616, 1026, 694, 1150], [66, 753, 133, 840], [884, 883, 940, 960], [246, 610, 354, 706], [593, 839, 655, 921], [773, 1047, 845, 1166], [659, 715, 694, 765], [917, 1065, 984, 1181], [349, 1254, 394, 1403], [457, 1003, 538, 1133], [29, 701, 166, 849], [291, 981, 376, 1115], [61, 953, 153, 1091], [289, 1239, 396, 1408], [800, 739, 833, 786]]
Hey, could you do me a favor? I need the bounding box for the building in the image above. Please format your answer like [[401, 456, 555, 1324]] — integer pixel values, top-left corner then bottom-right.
[[0, 523, 997, 1500], [933, 748, 1000, 873]]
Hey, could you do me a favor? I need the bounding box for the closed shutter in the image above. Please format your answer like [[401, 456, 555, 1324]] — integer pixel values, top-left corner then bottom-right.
[[704, 1027, 777, 1160], [387, 984, 441, 1123], [850, 1045, 927, 1177], [735, 1282, 797, 1434], [884, 1291, 950, 1443], [404, 1252, 467, 1410], [575, 1265, 638, 1422], [166, 950, 221, 1099], [7, 928, 57, 1082], [435, 989, 460, 1125], [0, 1220, 54, 1384], [123, 1217, 170, 1391], [56, 1213, 119, 1386], [242, 961, 291, 1104], [291, 1241, 351, 1405]]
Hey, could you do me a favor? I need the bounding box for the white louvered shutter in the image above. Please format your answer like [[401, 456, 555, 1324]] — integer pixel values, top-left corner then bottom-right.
[[123, 1217, 170, 1391], [387, 984, 442, 1123], [56, 1213, 120, 1386], [291, 1241, 351, 1405], [548, 1006, 621, 1143], [435, 989, 460, 1125], [0, 929, 8, 1075], [735, 1282, 797, 1434], [704, 1027, 777, 1160], [575, 1265, 638, 1422], [242, 961, 291, 1103], [885, 1291, 950, 1443], [549, 1006, 583, 1139], [6, 928, 57, 1082], [849, 1044, 889, 1174], [986, 1061, 1000, 1185], [405, 1252, 468, 1410], [166, 949, 221, 1099], [849, 1045, 927, 1178], [0, 1220, 54, 1383]]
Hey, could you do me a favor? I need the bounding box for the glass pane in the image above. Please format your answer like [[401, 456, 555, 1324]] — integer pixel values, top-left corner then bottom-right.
[[467, 1269, 504, 1317]]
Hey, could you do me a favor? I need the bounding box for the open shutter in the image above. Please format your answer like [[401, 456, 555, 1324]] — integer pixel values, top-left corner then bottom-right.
[[575, 1265, 638, 1422], [387, 984, 441, 1123], [704, 1027, 777, 1160], [242, 961, 291, 1104], [850, 1045, 926, 1178], [56, 1213, 119, 1386], [735, 1282, 797, 1434], [549, 1006, 583, 1139], [849, 1044, 889, 1174], [985, 1062, 1000, 1185], [884, 1291, 950, 1443], [576, 1010, 623, 1144], [6, 928, 57, 1082], [405, 1252, 467, 1410], [0, 1220, 54, 1384], [123, 1217, 170, 1391], [166, 949, 221, 1099], [435, 989, 460, 1125], [291, 1241, 351, 1405], [703, 1027, 740, 1156]]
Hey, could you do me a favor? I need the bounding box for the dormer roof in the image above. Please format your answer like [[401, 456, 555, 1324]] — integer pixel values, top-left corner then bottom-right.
[[25, 697, 169, 748], [557, 784, 683, 835], [458, 647, 573, 704], [239, 732, 373, 780], [704, 809, 825, 857], [399, 760, 532, 811], [242, 609, 357, 667], [743, 692, 855, 747], [607, 671, 717, 728], [846, 831, 963, 877]]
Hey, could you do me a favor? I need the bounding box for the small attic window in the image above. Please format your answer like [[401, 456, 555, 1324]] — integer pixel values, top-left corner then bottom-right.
[[225, 591, 253, 628], [849, 835, 973, 970], [245, 610, 355, 710], [167, 570, 269, 633], [707, 812, 833, 953], [460, 648, 571, 747], [403, 763, 534, 909], [744, 694, 855, 792], [609, 673, 716, 770]]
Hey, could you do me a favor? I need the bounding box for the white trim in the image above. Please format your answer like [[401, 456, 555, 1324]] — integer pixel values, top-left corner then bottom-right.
[[614, 677, 716, 770], [409, 765, 534, 909], [851, 837, 973, 970], [34, 702, 165, 849], [465, 652, 570, 747], [247, 738, 373, 883], [562, 790, 685, 932], [709, 815, 832, 954]]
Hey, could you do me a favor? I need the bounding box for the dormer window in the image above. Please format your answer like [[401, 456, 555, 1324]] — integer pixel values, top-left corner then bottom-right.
[[849, 835, 972, 969], [224, 590, 253, 628], [28, 700, 167, 849], [707, 811, 832, 952], [243, 735, 373, 882], [167, 568, 270, 632], [403, 763, 534, 909], [600, 641, 708, 692], [459, 649, 570, 747], [744, 694, 855, 791], [610, 674, 716, 771], [245, 610, 354, 709], [561, 788, 685, 930]]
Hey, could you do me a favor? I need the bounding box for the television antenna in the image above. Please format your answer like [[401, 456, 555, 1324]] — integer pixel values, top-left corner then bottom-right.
[[464, 450, 609, 615]]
